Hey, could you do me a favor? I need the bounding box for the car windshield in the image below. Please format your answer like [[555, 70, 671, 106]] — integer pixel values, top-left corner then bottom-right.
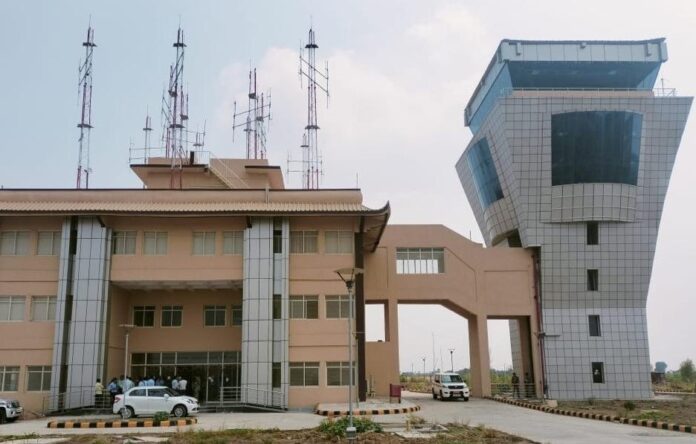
[[441, 374, 463, 383]]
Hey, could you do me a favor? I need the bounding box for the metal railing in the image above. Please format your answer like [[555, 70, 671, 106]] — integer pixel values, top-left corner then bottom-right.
[[203, 386, 285, 410], [41, 389, 113, 415], [490, 383, 538, 399]]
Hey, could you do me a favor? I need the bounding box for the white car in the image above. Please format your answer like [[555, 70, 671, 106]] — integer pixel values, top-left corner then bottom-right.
[[113, 386, 199, 419], [432, 372, 470, 401], [0, 398, 22, 423]]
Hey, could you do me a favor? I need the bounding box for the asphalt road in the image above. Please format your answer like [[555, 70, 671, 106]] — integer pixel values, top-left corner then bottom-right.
[[388, 392, 696, 444]]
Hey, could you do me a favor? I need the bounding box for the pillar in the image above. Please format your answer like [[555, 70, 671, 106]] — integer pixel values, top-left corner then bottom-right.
[[468, 314, 491, 397]]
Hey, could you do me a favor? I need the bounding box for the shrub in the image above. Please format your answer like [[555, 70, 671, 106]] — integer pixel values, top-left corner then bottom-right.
[[587, 397, 596, 406], [153, 411, 169, 422], [319, 416, 383, 438], [623, 401, 636, 411]]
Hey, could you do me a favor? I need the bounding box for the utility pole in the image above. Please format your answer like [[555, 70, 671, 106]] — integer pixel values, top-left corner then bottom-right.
[[449, 348, 455, 372]]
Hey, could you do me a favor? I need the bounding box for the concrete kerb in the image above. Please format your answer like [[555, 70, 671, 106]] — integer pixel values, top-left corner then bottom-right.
[[315, 405, 421, 417], [47, 418, 197, 429], [485, 396, 696, 435]]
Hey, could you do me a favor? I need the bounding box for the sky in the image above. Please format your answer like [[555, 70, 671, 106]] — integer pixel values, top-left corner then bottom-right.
[[0, 0, 694, 373]]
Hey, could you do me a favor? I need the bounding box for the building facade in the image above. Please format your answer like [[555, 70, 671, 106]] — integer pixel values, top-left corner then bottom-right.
[[457, 39, 692, 399]]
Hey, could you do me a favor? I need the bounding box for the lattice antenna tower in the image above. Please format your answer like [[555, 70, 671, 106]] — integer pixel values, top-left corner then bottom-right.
[[295, 27, 329, 189], [76, 24, 96, 189], [233, 68, 272, 159], [142, 112, 152, 159], [161, 27, 188, 188]]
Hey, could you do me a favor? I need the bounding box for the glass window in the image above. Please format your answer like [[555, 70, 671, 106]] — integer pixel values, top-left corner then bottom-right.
[[31, 296, 56, 321], [396, 248, 445, 274], [326, 295, 351, 319], [589, 315, 601, 337], [325, 231, 353, 254], [204, 305, 226, 327], [0, 296, 25, 321], [0, 366, 19, 391], [133, 306, 155, 327], [289, 295, 319, 319], [143, 232, 168, 255], [112, 231, 136, 255], [289, 362, 319, 386], [552, 111, 642, 186], [130, 388, 146, 397], [587, 222, 599, 246], [231, 305, 242, 326], [587, 270, 599, 292], [37, 231, 61, 256], [466, 138, 504, 209], [272, 362, 281, 388], [290, 231, 318, 253], [27, 366, 52, 391], [192, 232, 216, 255], [0, 231, 30, 256], [327, 362, 355, 386], [272, 295, 282, 320], [223, 231, 243, 255], [592, 362, 604, 383], [161, 305, 182, 327], [273, 229, 283, 254]]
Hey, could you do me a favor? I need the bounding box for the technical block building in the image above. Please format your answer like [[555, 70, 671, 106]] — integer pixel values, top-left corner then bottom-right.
[[457, 39, 692, 399]]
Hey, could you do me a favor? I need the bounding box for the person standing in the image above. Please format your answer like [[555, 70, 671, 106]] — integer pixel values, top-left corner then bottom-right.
[[107, 378, 119, 405], [178, 376, 188, 396], [511, 372, 520, 398], [524, 372, 532, 398], [94, 379, 104, 408], [172, 376, 180, 393]]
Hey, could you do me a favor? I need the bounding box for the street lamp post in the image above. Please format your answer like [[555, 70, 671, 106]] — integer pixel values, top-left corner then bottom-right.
[[422, 357, 426, 377], [335, 267, 364, 443], [448, 348, 455, 372], [119, 324, 135, 418]]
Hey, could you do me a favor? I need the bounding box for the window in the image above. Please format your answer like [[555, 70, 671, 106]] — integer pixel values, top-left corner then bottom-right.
[[161, 305, 182, 327], [587, 269, 599, 291], [0, 296, 25, 321], [223, 231, 243, 255], [143, 232, 168, 255], [289, 295, 319, 319], [192, 232, 216, 255], [273, 295, 282, 320], [27, 366, 51, 391], [589, 315, 601, 337], [37, 231, 61, 256], [0, 366, 19, 391], [552, 111, 642, 186], [592, 362, 604, 383], [327, 362, 355, 386], [133, 306, 155, 327], [0, 231, 30, 256], [130, 388, 146, 397], [272, 362, 281, 388], [325, 231, 353, 254], [112, 231, 136, 255], [587, 222, 599, 246], [289, 362, 319, 386], [204, 305, 226, 327], [31, 296, 56, 321], [396, 248, 445, 274], [467, 138, 504, 209], [231, 305, 242, 326], [290, 231, 318, 253], [326, 295, 351, 319], [273, 229, 283, 253]]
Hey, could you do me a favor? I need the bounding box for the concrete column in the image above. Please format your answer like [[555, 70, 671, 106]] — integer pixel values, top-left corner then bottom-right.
[[468, 314, 491, 397]]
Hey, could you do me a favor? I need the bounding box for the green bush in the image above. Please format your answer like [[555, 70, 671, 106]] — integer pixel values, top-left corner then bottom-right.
[[319, 416, 383, 438], [154, 411, 170, 422], [623, 401, 636, 411]]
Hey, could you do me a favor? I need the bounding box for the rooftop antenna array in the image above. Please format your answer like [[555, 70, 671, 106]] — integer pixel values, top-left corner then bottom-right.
[[289, 27, 329, 189], [162, 27, 188, 188], [76, 23, 96, 189], [233, 68, 272, 159]]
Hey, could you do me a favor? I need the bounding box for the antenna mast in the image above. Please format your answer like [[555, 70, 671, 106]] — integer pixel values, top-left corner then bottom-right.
[[76, 24, 96, 189], [233, 68, 272, 159], [162, 27, 188, 189], [297, 27, 329, 189]]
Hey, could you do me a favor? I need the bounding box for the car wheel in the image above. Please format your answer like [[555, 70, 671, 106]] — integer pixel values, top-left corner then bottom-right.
[[0, 409, 6, 424], [432, 390, 437, 400], [464, 397, 469, 402], [439, 391, 444, 401], [120, 406, 134, 420], [172, 404, 187, 418]]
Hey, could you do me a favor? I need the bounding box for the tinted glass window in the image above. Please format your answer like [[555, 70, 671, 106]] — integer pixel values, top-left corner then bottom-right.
[[589, 315, 601, 337], [552, 111, 642, 186], [130, 389, 146, 397], [467, 138, 504, 209]]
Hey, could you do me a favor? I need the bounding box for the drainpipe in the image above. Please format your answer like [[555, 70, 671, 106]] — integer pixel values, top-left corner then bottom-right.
[[532, 247, 548, 398]]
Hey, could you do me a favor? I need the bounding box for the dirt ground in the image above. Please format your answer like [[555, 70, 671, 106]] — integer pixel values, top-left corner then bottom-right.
[[558, 395, 696, 426], [2, 424, 535, 444]]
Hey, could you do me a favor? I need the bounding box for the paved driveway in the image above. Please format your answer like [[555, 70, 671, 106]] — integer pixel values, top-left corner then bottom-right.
[[385, 392, 696, 444]]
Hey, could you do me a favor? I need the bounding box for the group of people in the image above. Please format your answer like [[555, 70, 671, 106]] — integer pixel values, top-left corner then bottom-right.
[[94, 374, 191, 407], [510, 372, 533, 398]]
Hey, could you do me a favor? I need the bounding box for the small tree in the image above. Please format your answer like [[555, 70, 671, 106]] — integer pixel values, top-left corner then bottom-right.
[[678, 359, 695, 383]]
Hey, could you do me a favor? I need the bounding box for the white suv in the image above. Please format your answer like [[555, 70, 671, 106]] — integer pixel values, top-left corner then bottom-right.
[[432, 372, 470, 401], [113, 386, 199, 419], [0, 398, 22, 423]]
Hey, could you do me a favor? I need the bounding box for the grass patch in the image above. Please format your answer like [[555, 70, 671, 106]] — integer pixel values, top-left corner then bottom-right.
[[318, 416, 383, 438], [0, 434, 40, 443], [558, 395, 696, 426]]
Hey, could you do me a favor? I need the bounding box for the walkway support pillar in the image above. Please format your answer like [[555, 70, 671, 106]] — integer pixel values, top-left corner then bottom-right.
[[468, 314, 491, 397]]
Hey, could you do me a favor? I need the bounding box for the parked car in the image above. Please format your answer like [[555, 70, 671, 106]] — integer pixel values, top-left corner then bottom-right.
[[113, 386, 199, 419], [0, 398, 22, 423], [431, 372, 470, 401]]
